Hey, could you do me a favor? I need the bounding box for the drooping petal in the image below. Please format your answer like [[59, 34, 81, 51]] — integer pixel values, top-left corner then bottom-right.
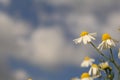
[[89, 68, 92, 75], [86, 36, 91, 42], [81, 61, 89, 67], [88, 35, 95, 40], [98, 41, 104, 50], [89, 33, 97, 37], [93, 68, 98, 76], [73, 37, 82, 44], [90, 59, 95, 62], [107, 39, 112, 45], [83, 36, 88, 44], [118, 48, 120, 59], [110, 39, 115, 46]]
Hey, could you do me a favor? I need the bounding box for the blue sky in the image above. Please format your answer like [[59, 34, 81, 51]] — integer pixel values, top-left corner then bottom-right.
[[0, 0, 120, 80]]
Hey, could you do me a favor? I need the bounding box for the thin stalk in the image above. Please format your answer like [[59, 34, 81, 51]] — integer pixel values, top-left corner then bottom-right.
[[118, 72, 120, 80], [110, 48, 120, 80], [89, 42, 109, 60], [90, 42, 120, 79], [109, 48, 120, 73], [109, 48, 114, 61]]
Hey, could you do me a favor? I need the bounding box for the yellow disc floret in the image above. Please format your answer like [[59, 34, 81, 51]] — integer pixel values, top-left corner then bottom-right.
[[84, 56, 90, 61], [80, 31, 89, 37], [81, 72, 90, 79], [92, 64, 98, 68], [102, 33, 111, 41], [99, 63, 112, 70]]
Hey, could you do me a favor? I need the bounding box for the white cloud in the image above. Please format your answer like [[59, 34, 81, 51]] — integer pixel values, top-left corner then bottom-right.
[[1, 0, 120, 71], [12, 26, 93, 68], [0, 12, 32, 80], [0, 11, 92, 71], [0, 0, 10, 6], [0, 12, 31, 56], [101, 11, 120, 40], [0, 0, 120, 79], [28, 27, 65, 67], [66, 13, 99, 36], [13, 69, 29, 80]]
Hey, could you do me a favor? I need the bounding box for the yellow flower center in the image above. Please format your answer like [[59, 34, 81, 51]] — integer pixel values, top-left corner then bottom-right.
[[81, 73, 90, 79], [92, 64, 98, 68], [84, 56, 90, 61], [102, 33, 111, 41], [80, 31, 88, 37], [99, 63, 111, 70]]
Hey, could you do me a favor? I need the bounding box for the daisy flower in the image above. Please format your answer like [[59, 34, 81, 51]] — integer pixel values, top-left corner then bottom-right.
[[118, 48, 120, 59], [73, 31, 96, 45], [99, 62, 112, 70], [80, 72, 93, 80], [89, 64, 101, 78], [81, 56, 95, 67], [98, 33, 118, 50]]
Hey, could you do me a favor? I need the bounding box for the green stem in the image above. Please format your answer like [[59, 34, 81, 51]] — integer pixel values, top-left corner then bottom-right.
[[89, 42, 109, 60], [110, 48, 120, 80], [109, 48, 114, 61], [90, 42, 120, 78], [109, 48, 120, 72], [117, 71, 120, 80]]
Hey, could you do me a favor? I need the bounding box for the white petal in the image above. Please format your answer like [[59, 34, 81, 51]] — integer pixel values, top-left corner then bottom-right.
[[110, 40, 115, 46], [86, 36, 92, 42], [81, 78, 92, 80], [93, 68, 98, 75], [88, 35, 95, 40], [83, 37, 88, 44], [118, 48, 120, 59], [107, 39, 112, 45], [105, 41, 108, 48], [89, 68, 92, 75], [81, 61, 89, 67], [81, 62, 86, 67], [89, 33, 97, 36], [98, 41, 105, 50], [73, 37, 82, 44], [90, 59, 95, 62], [105, 62, 109, 65]]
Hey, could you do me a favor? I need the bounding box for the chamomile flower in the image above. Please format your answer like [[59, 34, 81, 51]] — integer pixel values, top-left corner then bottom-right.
[[80, 72, 93, 80], [99, 62, 112, 77], [73, 31, 96, 45], [98, 33, 118, 50], [81, 56, 95, 67], [99, 62, 112, 70], [89, 64, 101, 78], [118, 48, 120, 59]]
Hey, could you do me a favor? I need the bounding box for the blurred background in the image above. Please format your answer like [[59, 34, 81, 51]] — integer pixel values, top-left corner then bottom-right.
[[0, 0, 120, 80]]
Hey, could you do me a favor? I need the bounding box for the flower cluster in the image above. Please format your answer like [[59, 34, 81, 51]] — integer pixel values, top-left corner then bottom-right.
[[72, 31, 119, 80]]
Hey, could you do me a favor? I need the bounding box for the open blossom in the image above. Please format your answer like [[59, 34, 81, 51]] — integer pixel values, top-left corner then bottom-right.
[[118, 48, 120, 59], [98, 33, 118, 50], [89, 64, 101, 78], [73, 31, 96, 45], [80, 72, 93, 80], [81, 56, 95, 67], [99, 62, 112, 70]]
